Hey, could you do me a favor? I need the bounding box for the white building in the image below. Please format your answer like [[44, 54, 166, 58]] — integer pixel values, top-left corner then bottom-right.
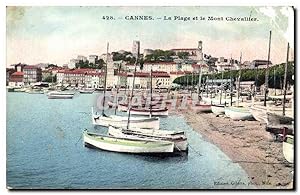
[[77, 55, 87, 62], [69, 59, 79, 69], [142, 62, 178, 73], [57, 70, 65, 84], [143, 49, 154, 57], [88, 55, 98, 64], [215, 58, 238, 72], [84, 72, 104, 88], [132, 41, 140, 58], [117, 71, 170, 89]]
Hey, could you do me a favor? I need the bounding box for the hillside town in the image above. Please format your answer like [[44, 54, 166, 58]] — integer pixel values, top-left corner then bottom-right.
[[6, 41, 273, 90]]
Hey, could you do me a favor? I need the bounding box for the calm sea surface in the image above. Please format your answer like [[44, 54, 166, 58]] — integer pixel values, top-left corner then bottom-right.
[[7, 92, 252, 189]]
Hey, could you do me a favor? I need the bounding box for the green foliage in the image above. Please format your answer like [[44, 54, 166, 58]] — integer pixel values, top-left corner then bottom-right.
[[177, 52, 189, 59], [43, 75, 57, 83], [173, 62, 295, 88], [144, 50, 175, 62], [75, 59, 104, 69], [47, 64, 58, 68]]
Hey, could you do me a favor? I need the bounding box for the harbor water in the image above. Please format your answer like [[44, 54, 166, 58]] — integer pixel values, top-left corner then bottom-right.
[[7, 92, 253, 189]]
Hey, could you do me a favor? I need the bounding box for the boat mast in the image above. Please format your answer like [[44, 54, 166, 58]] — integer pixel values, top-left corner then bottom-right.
[[283, 42, 289, 116], [114, 63, 122, 115], [254, 65, 258, 97], [210, 71, 213, 105], [150, 65, 153, 118], [219, 71, 224, 105], [264, 30, 272, 106], [127, 41, 140, 129], [237, 52, 242, 106], [197, 41, 203, 101], [102, 42, 109, 116], [230, 55, 233, 106], [198, 65, 203, 101], [274, 67, 276, 96]]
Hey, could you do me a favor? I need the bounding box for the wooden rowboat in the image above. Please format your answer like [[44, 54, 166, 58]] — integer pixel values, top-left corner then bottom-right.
[[211, 104, 225, 115], [224, 106, 253, 120], [108, 126, 188, 151], [192, 102, 212, 113], [83, 130, 174, 154], [283, 135, 294, 163]]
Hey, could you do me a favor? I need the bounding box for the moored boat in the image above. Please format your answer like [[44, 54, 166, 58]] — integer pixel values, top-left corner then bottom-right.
[[249, 106, 268, 123], [47, 91, 75, 99], [283, 135, 294, 163], [79, 88, 95, 94], [192, 102, 212, 113], [108, 126, 188, 151], [211, 104, 225, 115], [224, 106, 253, 120], [129, 107, 169, 116], [13, 88, 26, 92], [83, 130, 174, 154], [92, 108, 160, 129]]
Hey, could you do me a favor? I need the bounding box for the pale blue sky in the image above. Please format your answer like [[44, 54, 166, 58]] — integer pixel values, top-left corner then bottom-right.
[[6, 6, 294, 66]]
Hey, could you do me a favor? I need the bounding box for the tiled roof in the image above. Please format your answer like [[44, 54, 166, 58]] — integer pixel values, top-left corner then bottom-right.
[[23, 65, 40, 69], [11, 72, 24, 76]]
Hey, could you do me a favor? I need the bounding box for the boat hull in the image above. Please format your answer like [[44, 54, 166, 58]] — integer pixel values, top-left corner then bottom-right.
[[225, 107, 253, 120], [108, 126, 188, 151], [117, 104, 129, 112], [129, 108, 168, 116], [283, 136, 294, 163], [83, 131, 174, 153], [92, 114, 160, 130], [250, 106, 267, 123], [211, 105, 225, 115]]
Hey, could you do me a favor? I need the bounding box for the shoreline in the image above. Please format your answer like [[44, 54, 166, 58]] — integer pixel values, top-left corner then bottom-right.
[[175, 109, 294, 189]]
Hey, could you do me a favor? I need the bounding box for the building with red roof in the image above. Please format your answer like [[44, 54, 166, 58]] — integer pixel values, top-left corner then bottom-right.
[[23, 65, 42, 84], [8, 72, 24, 87]]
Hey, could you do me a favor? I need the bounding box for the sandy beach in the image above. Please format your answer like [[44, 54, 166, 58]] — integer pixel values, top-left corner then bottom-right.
[[173, 108, 294, 189]]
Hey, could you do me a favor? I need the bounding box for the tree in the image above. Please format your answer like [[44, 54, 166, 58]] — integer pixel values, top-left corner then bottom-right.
[[177, 52, 189, 59], [173, 62, 295, 88]]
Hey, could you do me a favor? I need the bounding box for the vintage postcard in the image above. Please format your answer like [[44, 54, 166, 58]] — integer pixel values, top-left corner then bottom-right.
[[6, 6, 295, 189]]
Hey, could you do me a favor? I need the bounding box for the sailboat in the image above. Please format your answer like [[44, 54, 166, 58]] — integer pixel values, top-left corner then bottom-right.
[[192, 41, 212, 113], [225, 53, 253, 120], [91, 42, 160, 129], [127, 65, 169, 117], [211, 72, 226, 115], [252, 41, 294, 128], [84, 42, 173, 154], [105, 41, 187, 153]]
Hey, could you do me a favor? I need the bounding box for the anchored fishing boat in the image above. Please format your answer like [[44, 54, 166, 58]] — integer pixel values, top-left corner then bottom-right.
[[283, 135, 294, 163], [92, 108, 160, 129], [47, 91, 75, 99], [83, 130, 174, 154], [79, 88, 95, 94], [108, 126, 188, 152], [129, 107, 169, 116]]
